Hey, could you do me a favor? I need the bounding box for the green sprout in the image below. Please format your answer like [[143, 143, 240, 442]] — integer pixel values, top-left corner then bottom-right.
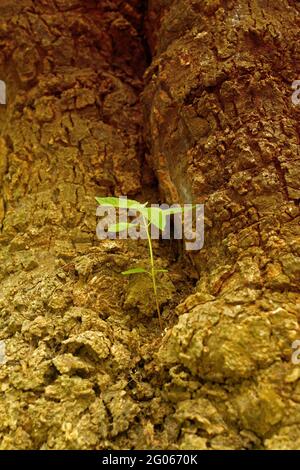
[[96, 197, 185, 330]]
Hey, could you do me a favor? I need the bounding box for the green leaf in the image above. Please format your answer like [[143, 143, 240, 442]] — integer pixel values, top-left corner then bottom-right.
[[96, 196, 119, 207], [144, 207, 167, 231], [108, 222, 136, 232], [122, 267, 149, 275], [96, 196, 147, 211], [184, 204, 197, 212]]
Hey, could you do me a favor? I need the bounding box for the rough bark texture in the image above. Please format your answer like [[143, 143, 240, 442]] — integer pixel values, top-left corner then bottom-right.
[[0, 0, 300, 450], [0, 0, 194, 450], [143, 0, 300, 449]]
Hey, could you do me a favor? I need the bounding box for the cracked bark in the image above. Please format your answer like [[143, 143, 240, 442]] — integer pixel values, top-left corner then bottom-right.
[[143, 0, 300, 449], [0, 0, 299, 451]]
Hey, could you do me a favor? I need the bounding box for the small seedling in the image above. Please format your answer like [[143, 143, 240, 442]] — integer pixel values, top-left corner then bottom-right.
[[95, 197, 185, 330]]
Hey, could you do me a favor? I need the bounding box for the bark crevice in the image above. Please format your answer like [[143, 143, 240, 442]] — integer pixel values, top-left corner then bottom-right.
[[0, 0, 299, 451]]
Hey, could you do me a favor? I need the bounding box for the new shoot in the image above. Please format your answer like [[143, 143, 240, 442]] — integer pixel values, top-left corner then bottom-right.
[[95, 197, 185, 330]]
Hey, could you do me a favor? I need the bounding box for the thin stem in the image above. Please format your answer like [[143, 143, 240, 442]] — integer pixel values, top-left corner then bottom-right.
[[142, 215, 163, 331]]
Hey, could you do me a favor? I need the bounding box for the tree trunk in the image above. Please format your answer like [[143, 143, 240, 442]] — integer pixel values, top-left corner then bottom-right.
[[0, 0, 154, 450], [0, 0, 299, 451]]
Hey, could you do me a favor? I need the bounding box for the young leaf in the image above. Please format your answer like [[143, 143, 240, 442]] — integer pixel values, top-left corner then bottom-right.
[[108, 222, 136, 232], [122, 267, 149, 275], [183, 204, 197, 213], [96, 196, 120, 207], [96, 196, 147, 211], [163, 205, 196, 216], [144, 207, 167, 231]]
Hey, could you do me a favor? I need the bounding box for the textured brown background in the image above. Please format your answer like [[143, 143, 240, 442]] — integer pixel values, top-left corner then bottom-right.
[[0, 0, 299, 450]]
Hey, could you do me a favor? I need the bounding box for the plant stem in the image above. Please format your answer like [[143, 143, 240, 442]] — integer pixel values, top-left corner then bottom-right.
[[142, 215, 163, 331]]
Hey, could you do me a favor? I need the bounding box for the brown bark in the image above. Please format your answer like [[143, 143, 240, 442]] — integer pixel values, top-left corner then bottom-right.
[[0, 0, 300, 451], [143, 0, 300, 449]]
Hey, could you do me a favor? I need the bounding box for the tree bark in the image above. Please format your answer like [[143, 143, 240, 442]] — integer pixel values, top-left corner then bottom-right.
[[0, 0, 153, 450], [143, 0, 300, 449], [0, 0, 300, 451]]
